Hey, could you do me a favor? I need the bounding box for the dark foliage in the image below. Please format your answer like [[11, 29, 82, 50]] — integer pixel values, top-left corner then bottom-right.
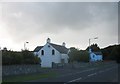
[[2, 50, 41, 65], [101, 44, 120, 63], [86, 43, 101, 52], [68, 47, 89, 62]]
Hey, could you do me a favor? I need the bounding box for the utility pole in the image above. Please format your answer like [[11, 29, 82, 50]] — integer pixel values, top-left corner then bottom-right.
[[24, 42, 29, 50]]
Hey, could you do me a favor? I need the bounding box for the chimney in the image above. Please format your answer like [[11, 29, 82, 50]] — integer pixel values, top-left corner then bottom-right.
[[62, 42, 66, 47], [47, 38, 51, 43]]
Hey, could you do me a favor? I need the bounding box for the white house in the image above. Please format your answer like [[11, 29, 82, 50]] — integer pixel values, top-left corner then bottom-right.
[[34, 38, 69, 68], [89, 48, 103, 62]]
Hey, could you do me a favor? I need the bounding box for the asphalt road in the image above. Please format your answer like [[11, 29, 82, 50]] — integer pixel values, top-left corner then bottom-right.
[[30, 62, 119, 83]]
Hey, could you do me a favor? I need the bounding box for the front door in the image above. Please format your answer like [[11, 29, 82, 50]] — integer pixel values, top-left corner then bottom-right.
[[61, 59, 65, 64]]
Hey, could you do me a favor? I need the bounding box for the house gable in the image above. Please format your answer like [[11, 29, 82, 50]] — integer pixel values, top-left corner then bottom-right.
[[37, 43, 61, 57]]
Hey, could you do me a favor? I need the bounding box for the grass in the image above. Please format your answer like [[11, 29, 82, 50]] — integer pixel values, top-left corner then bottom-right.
[[88, 61, 114, 68], [40, 67, 52, 70], [2, 71, 58, 82]]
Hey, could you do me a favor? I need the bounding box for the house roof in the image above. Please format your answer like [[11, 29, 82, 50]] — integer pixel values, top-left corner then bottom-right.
[[49, 43, 69, 54], [34, 46, 43, 52], [34, 43, 69, 54], [93, 52, 102, 55]]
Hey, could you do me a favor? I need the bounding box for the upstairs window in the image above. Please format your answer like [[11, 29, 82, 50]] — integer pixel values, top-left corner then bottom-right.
[[41, 50, 44, 55], [93, 55, 95, 58], [52, 49, 55, 55], [48, 45, 50, 48]]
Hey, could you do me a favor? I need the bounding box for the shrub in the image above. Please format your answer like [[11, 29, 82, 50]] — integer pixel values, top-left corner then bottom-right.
[[68, 47, 89, 63], [2, 50, 40, 65]]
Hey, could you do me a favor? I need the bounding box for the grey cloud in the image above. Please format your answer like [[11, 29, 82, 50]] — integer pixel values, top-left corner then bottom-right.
[[2, 2, 118, 43]]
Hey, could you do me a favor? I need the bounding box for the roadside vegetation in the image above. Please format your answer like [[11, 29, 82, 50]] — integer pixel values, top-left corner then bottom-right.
[[2, 72, 57, 82], [2, 44, 120, 65], [68, 47, 89, 63], [2, 49, 41, 65], [68, 44, 120, 63], [101, 44, 120, 63]]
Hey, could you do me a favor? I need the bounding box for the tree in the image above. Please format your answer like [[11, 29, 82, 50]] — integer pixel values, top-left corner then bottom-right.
[[21, 50, 37, 64], [101, 44, 120, 61], [86, 44, 100, 52], [110, 45, 120, 63], [2, 50, 12, 65], [34, 56, 41, 64], [68, 47, 89, 62], [68, 47, 79, 63], [79, 50, 89, 62], [3, 47, 7, 51], [2, 49, 40, 65]]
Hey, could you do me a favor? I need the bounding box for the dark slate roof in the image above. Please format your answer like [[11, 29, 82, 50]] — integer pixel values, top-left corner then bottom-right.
[[34, 46, 43, 52], [34, 43, 69, 54], [49, 43, 69, 54], [93, 52, 102, 55]]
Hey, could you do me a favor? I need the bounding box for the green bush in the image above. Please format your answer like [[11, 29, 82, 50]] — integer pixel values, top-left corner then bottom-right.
[[2, 50, 40, 65], [79, 50, 89, 62], [68, 47, 89, 63]]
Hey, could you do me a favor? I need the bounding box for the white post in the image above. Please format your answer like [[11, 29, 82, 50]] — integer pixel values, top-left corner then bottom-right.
[[89, 37, 98, 49], [89, 37, 98, 62], [89, 38, 91, 52], [24, 42, 29, 50], [24, 42, 26, 50]]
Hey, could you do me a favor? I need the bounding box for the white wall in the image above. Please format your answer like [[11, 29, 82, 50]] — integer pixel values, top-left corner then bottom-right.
[[61, 54, 69, 63], [97, 55, 103, 61], [37, 43, 61, 67], [90, 53, 103, 62], [90, 53, 96, 61]]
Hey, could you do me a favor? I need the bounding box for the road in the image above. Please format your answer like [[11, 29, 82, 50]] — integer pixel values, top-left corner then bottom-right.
[[30, 62, 119, 83]]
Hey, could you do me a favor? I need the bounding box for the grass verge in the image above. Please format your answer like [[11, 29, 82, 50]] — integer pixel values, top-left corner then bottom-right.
[[2, 72, 58, 82]]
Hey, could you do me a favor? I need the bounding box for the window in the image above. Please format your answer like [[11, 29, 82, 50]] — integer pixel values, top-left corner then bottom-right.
[[52, 49, 55, 55], [93, 55, 95, 58], [48, 45, 50, 48], [41, 50, 44, 55]]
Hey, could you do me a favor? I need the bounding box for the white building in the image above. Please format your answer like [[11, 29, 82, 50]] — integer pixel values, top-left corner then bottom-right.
[[34, 38, 69, 68], [89, 48, 103, 62]]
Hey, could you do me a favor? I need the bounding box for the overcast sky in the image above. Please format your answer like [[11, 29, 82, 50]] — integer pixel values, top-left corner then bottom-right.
[[0, 2, 118, 51]]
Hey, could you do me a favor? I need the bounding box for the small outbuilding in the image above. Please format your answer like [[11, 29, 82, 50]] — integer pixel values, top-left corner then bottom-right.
[[89, 48, 103, 62]]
